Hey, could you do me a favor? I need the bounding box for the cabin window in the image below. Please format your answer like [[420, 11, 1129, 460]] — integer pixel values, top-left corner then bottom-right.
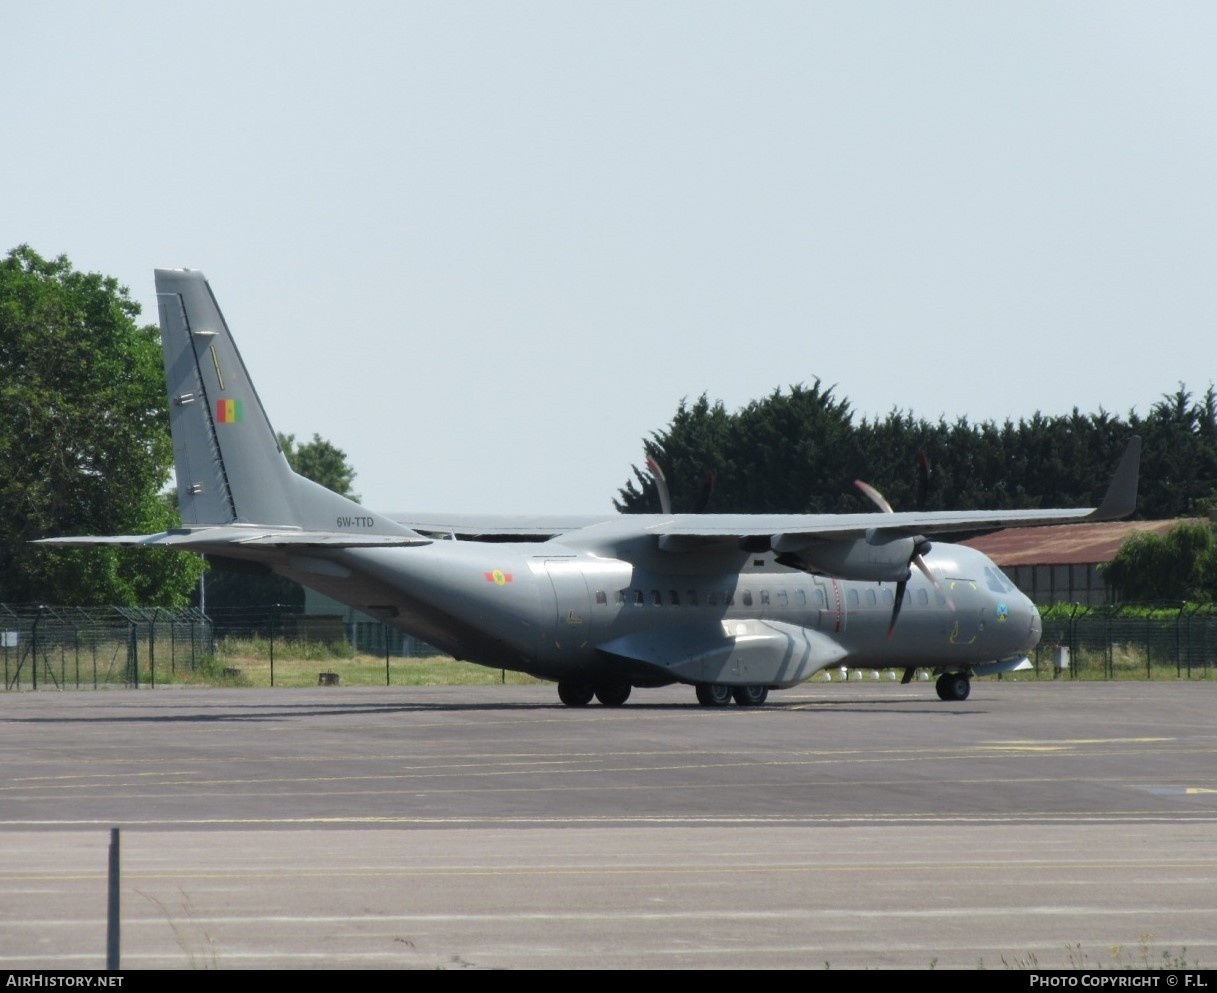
[[633, 589, 644, 606], [651, 589, 662, 606], [865, 589, 877, 606], [669, 589, 680, 606], [707, 590, 718, 606], [917, 588, 929, 606], [742, 591, 753, 607], [687, 590, 699, 606], [795, 589, 806, 606], [882, 589, 894, 606], [814, 588, 826, 607], [846, 589, 860, 607], [595, 590, 607, 606], [934, 590, 947, 606], [777, 590, 788, 607], [724, 591, 735, 606], [616, 589, 627, 605], [760, 590, 770, 606]]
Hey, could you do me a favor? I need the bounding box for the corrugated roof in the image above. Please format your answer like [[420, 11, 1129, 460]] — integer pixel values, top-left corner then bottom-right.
[[962, 519, 1205, 566]]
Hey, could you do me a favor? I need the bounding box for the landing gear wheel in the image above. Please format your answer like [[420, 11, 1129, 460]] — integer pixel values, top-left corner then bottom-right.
[[695, 683, 734, 707], [732, 685, 769, 707], [935, 672, 971, 702], [558, 680, 595, 707], [594, 681, 632, 707]]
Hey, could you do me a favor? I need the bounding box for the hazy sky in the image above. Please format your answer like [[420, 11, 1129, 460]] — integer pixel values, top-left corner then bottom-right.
[[5, 2, 1215, 515]]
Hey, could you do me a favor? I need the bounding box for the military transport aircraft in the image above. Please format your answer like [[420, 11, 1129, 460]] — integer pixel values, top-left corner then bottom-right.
[[41, 269, 1142, 707]]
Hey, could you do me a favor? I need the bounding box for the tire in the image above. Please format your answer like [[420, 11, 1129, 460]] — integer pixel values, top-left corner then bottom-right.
[[594, 681, 632, 706], [732, 685, 769, 707], [558, 680, 595, 707], [935, 672, 971, 702], [695, 683, 734, 707]]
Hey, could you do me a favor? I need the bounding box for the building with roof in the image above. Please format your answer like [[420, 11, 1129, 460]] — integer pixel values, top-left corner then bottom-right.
[[963, 519, 1204, 606]]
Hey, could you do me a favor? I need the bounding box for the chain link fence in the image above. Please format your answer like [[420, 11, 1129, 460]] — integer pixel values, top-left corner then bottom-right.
[[1, 604, 212, 690], [1034, 603, 1217, 679], [3, 601, 1214, 690], [1, 603, 443, 690]]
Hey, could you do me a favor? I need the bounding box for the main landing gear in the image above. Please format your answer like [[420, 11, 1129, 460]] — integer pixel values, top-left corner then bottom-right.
[[557, 679, 632, 707], [935, 672, 971, 702], [695, 683, 769, 707], [556, 679, 770, 708]]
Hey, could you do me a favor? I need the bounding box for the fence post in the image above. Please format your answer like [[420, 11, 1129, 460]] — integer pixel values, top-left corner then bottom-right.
[[269, 604, 277, 688], [148, 611, 156, 689], [32, 606, 42, 691], [1105, 609, 1113, 679], [1068, 603, 1081, 680], [129, 621, 138, 688], [1176, 603, 1185, 679], [1145, 611, 1152, 680]]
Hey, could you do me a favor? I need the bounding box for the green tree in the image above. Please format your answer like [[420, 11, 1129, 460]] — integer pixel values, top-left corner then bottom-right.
[[0, 246, 203, 605], [1101, 522, 1217, 603], [1129, 387, 1217, 518], [616, 382, 860, 513], [620, 383, 1217, 521], [616, 394, 735, 513]]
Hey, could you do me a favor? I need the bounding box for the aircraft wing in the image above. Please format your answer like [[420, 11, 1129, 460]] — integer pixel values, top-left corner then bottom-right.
[[589, 435, 1142, 584], [648, 504, 1117, 542], [648, 434, 1141, 544]]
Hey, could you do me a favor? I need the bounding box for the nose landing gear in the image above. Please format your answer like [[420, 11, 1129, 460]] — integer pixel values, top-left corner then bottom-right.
[[935, 671, 971, 701]]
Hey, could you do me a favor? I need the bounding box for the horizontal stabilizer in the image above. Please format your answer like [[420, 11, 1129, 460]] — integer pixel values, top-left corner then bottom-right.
[[38, 528, 432, 550]]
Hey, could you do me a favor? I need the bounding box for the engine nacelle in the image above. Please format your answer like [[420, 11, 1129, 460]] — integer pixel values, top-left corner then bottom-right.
[[771, 529, 918, 583]]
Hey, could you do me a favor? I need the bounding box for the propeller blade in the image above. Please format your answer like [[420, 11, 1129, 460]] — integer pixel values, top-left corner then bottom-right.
[[854, 479, 894, 514], [855, 479, 953, 631], [886, 579, 907, 639], [646, 456, 672, 516]]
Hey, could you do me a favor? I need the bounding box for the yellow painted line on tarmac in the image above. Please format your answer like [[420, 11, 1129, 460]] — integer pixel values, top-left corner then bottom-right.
[[977, 737, 1175, 753], [985, 738, 1173, 745]]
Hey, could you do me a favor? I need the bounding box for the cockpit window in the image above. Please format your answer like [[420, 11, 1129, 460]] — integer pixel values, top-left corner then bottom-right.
[[984, 566, 1015, 594]]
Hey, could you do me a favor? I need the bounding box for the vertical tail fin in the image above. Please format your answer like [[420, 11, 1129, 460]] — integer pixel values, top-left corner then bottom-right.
[[157, 268, 407, 536]]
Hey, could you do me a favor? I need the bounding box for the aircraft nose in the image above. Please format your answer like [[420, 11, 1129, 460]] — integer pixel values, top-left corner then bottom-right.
[[1019, 594, 1042, 652], [1029, 605, 1042, 643]]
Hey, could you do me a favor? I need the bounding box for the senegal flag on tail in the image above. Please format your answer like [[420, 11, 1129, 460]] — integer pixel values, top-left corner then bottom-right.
[[215, 398, 243, 424]]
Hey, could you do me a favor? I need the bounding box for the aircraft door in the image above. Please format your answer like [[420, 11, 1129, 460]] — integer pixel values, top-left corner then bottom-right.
[[944, 579, 981, 647], [813, 577, 845, 634], [543, 559, 595, 644]]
